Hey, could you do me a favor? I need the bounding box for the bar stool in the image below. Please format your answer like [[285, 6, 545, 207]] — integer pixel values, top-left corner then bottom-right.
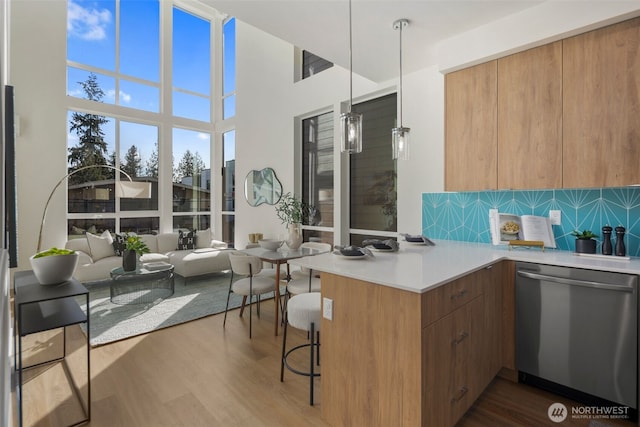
[[280, 292, 321, 405]]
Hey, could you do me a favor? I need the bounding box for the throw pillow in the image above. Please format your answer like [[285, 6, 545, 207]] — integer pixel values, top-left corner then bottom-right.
[[195, 228, 212, 249], [177, 230, 196, 250], [113, 233, 126, 256], [86, 230, 115, 261]]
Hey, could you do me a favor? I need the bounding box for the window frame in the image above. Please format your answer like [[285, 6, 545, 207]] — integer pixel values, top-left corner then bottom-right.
[[66, 0, 229, 240]]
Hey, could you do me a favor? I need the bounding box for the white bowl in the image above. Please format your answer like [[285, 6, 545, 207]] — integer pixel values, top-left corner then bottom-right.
[[29, 252, 79, 285], [258, 239, 283, 251]]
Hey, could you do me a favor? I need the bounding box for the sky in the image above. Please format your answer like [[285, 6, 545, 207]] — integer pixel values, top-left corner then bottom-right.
[[66, 0, 236, 175]]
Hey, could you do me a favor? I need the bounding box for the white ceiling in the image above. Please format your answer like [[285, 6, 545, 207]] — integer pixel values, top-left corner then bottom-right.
[[204, 0, 545, 82]]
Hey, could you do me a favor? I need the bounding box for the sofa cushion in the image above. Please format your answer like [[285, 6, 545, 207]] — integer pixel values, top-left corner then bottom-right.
[[166, 248, 234, 278], [66, 237, 91, 254], [140, 252, 170, 264], [195, 228, 212, 249], [74, 255, 122, 283], [156, 233, 179, 254], [113, 233, 126, 256], [86, 230, 115, 261], [140, 234, 159, 253], [177, 230, 196, 250]]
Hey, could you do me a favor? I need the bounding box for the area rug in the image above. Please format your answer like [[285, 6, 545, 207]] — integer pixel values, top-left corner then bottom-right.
[[79, 272, 252, 347]]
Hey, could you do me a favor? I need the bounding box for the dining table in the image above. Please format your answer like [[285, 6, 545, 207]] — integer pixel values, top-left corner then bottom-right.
[[240, 245, 330, 336]]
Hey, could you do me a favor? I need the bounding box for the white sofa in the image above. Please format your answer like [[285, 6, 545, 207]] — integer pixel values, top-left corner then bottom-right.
[[65, 231, 238, 283]]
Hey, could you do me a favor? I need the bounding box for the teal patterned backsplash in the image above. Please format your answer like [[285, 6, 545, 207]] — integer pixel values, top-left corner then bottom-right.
[[422, 187, 640, 257]]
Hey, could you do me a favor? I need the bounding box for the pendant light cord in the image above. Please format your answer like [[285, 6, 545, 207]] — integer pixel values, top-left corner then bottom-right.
[[348, 0, 353, 113], [398, 20, 403, 126]]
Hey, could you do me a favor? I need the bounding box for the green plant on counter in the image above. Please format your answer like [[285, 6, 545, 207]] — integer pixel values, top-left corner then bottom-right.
[[33, 247, 75, 258], [124, 234, 150, 255], [571, 229, 599, 240]]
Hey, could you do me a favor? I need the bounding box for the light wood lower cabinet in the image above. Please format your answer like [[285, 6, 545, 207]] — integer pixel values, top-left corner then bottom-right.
[[320, 262, 505, 427], [424, 296, 484, 426]]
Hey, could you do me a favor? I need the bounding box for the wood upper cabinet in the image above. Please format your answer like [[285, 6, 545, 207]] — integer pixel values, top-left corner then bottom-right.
[[445, 61, 498, 191], [563, 17, 640, 188], [445, 17, 640, 190], [497, 42, 563, 189]]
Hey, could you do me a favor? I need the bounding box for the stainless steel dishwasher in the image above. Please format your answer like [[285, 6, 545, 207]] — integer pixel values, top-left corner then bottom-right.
[[516, 262, 638, 412]]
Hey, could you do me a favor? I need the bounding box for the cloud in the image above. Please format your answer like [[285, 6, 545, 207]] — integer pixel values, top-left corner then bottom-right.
[[119, 91, 132, 104], [67, 0, 112, 41]]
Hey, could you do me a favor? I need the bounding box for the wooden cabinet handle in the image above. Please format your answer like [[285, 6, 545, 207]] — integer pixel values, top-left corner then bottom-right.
[[451, 331, 469, 345], [450, 289, 468, 300], [450, 386, 469, 403]]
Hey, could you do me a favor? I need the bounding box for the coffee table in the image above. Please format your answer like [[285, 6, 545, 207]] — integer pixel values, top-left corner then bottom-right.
[[110, 262, 175, 305]]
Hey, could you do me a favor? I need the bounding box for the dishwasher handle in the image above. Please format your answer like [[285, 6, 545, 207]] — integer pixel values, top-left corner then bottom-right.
[[517, 270, 636, 293]]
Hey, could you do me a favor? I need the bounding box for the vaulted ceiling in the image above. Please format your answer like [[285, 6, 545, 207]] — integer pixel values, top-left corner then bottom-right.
[[205, 0, 545, 82]]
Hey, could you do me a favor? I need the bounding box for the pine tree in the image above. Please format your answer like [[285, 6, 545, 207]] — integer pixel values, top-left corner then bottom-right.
[[145, 142, 159, 178], [121, 145, 143, 177], [67, 73, 110, 184], [176, 150, 205, 185]]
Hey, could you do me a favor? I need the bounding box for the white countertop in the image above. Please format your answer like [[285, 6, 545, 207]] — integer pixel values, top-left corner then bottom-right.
[[287, 240, 640, 293]]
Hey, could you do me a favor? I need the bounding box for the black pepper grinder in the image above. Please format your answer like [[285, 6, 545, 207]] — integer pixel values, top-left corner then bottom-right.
[[615, 225, 626, 257], [601, 225, 613, 255]]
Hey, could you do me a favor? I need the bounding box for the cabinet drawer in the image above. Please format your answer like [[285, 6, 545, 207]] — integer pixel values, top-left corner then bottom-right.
[[424, 296, 484, 426], [422, 271, 483, 326]]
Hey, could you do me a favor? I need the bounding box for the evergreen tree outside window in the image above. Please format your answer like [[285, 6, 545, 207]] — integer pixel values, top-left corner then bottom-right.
[[66, 0, 225, 238]]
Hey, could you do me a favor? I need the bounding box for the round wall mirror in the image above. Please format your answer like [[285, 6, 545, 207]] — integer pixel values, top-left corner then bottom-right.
[[244, 167, 283, 206]]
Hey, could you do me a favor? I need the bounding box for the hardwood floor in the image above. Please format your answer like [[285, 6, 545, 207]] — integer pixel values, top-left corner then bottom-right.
[[12, 298, 638, 427]]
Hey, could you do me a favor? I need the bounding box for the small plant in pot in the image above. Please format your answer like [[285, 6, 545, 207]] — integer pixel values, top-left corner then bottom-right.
[[571, 229, 599, 254], [29, 247, 79, 285], [122, 234, 150, 271], [275, 192, 308, 250]]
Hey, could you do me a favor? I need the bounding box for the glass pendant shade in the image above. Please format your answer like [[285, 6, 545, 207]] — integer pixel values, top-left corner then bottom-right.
[[392, 126, 410, 160], [392, 18, 410, 160], [340, 111, 363, 154]]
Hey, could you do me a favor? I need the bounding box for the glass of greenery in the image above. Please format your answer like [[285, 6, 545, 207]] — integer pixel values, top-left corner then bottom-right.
[[275, 192, 305, 225]]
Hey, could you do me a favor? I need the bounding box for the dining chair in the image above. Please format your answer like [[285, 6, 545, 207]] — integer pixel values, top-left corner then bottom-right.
[[223, 252, 276, 338]]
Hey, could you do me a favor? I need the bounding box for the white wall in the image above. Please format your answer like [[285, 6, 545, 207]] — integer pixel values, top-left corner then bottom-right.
[[9, 1, 640, 269], [10, 1, 67, 270], [438, 1, 640, 72]]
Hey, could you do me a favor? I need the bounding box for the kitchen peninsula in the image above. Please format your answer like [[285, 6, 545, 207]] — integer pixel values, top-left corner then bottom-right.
[[289, 240, 640, 426]]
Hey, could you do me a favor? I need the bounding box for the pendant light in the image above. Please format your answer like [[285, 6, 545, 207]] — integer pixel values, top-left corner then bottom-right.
[[392, 19, 410, 160], [340, 0, 363, 154]]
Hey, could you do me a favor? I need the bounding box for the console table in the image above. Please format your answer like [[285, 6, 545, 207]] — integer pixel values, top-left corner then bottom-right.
[[14, 270, 90, 427]]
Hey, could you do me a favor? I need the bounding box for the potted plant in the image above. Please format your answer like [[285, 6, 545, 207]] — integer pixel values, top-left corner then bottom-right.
[[123, 234, 150, 271], [571, 229, 598, 254], [29, 247, 79, 285], [275, 192, 307, 250]]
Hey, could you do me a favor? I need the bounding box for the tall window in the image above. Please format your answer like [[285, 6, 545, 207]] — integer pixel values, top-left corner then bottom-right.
[[302, 111, 334, 243], [219, 17, 236, 246], [349, 94, 397, 245], [66, 0, 225, 239], [67, 0, 160, 112], [172, 8, 210, 122], [222, 130, 235, 246], [172, 128, 210, 231], [223, 17, 236, 119]]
